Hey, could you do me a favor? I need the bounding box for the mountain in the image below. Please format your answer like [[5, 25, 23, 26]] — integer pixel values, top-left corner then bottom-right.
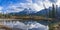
[[9, 6, 60, 18], [9, 7, 53, 16], [34, 7, 59, 17], [30, 6, 60, 18], [19, 8, 36, 15], [30, 7, 52, 16], [35, 7, 60, 18], [9, 8, 37, 16]]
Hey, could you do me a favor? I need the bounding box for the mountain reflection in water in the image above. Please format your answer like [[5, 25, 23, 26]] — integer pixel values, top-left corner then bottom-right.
[[3, 20, 49, 30]]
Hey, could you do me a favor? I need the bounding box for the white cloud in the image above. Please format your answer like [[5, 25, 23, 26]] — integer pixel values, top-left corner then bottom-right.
[[26, 0, 32, 3], [56, 0, 60, 7], [5, 4, 25, 13], [32, 3, 44, 11], [0, 6, 3, 10], [44, 0, 52, 8], [0, 6, 3, 13], [6, 0, 44, 12], [2, 0, 60, 13]]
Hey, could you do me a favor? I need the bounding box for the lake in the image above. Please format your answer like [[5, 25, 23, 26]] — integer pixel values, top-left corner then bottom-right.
[[2, 20, 49, 30]]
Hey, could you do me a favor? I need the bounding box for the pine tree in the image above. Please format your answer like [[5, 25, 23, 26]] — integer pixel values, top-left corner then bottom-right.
[[49, 4, 56, 18], [51, 4, 55, 18]]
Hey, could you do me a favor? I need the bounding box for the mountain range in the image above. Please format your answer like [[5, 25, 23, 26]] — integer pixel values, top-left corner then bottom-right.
[[9, 7, 60, 17], [9, 8, 37, 16]]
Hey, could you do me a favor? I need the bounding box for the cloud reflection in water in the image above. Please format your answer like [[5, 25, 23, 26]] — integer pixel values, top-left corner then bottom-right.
[[3, 21, 49, 30]]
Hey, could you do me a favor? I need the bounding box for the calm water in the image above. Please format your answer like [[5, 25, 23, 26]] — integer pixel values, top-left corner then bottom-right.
[[3, 20, 49, 30]]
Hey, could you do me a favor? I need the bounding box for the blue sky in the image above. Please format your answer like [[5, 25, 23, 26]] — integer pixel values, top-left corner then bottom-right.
[[0, 0, 59, 14], [0, 0, 26, 6]]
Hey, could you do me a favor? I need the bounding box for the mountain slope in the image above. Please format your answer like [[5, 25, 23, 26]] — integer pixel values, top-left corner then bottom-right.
[[9, 6, 60, 18], [9, 8, 37, 15]]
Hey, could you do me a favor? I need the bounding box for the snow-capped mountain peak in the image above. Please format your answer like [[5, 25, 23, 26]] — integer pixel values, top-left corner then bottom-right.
[[19, 8, 37, 14]]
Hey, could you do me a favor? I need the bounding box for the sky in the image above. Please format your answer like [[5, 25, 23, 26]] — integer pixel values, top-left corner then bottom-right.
[[0, 0, 60, 14]]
